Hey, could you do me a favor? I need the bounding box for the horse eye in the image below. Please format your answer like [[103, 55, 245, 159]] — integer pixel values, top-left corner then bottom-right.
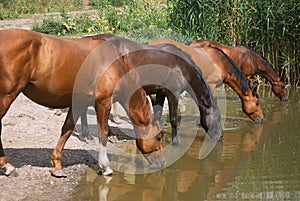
[[156, 136, 161, 141]]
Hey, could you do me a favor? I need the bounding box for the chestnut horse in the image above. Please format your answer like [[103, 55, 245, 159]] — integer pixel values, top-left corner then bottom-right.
[[81, 35, 223, 145], [148, 38, 263, 122], [148, 39, 263, 144], [190, 40, 288, 101], [0, 28, 165, 177]]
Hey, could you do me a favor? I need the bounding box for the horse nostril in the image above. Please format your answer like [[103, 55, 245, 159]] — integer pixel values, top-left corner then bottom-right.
[[255, 116, 263, 123]]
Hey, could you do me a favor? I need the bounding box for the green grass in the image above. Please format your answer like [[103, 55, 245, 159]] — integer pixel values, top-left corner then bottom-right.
[[32, 0, 171, 36], [0, 0, 83, 20]]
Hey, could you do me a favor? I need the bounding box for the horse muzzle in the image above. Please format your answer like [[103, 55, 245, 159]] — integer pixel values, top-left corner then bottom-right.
[[253, 115, 264, 123], [144, 151, 166, 169]]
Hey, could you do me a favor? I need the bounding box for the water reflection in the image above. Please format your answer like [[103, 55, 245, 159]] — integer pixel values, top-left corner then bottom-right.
[[70, 87, 300, 201]]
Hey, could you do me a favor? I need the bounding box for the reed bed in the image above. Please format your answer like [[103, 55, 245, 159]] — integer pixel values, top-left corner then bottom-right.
[[170, 0, 300, 86]]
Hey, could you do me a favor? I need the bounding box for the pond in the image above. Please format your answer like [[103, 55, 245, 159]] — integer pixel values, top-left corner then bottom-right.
[[70, 86, 300, 201]]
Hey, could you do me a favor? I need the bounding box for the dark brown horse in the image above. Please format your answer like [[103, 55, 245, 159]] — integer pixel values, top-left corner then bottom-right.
[[0, 28, 165, 177], [190, 40, 288, 101], [82, 35, 223, 146], [148, 38, 263, 123]]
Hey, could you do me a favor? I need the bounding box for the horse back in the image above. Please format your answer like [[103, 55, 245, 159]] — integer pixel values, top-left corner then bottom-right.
[[0, 29, 106, 107]]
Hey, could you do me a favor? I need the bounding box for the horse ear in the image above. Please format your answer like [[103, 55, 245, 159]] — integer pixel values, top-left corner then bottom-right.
[[152, 111, 162, 125]]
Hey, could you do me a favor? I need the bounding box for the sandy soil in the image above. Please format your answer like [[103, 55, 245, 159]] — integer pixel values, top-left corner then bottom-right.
[[0, 94, 101, 200]]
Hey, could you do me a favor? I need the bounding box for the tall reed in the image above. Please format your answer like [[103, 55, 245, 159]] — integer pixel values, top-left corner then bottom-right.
[[170, 0, 300, 86]]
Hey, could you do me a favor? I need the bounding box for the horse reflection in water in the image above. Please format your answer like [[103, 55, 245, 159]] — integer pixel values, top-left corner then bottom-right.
[[189, 40, 288, 101], [71, 102, 287, 201], [0, 28, 165, 177]]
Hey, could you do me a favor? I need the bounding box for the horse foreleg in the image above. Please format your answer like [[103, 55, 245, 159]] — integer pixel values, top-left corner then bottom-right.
[[95, 98, 113, 176], [50, 107, 80, 177], [112, 103, 120, 123], [167, 93, 179, 146], [152, 92, 166, 122]]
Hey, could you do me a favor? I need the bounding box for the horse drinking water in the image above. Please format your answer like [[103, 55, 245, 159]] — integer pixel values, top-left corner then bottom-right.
[[79, 35, 223, 146], [147, 38, 263, 145], [190, 40, 288, 101], [148, 38, 263, 123], [0, 28, 165, 177]]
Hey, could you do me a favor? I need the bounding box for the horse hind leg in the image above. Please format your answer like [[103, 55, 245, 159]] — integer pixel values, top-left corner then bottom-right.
[[0, 94, 21, 176], [109, 102, 120, 123], [0, 122, 17, 176]]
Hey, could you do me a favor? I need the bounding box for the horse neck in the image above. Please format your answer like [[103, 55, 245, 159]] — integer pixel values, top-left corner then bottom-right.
[[209, 47, 250, 99], [226, 46, 281, 83], [248, 51, 281, 83], [128, 89, 152, 128], [116, 55, 152, 128]]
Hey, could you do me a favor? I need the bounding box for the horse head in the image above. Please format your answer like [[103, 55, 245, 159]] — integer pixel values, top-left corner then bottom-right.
[[272, 79, 288, 101], [242, 88, 264, 123], [199, 100, 223, 141], [135, 112, 166, 169]]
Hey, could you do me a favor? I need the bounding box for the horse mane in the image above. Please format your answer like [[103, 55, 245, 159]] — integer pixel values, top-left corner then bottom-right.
[[151, 43, 213, 101], [243, 46, 277, 74], [152, 43, 206, 79], [211, 46, 250, 94]]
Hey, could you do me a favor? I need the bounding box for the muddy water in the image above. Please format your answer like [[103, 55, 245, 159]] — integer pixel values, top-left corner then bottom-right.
[[70, 87, 300, 201]]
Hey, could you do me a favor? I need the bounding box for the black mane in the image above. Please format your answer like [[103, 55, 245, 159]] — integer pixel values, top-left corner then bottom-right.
[[244, 46, 277, 73], [151, 43, 213, 99], [211, 46, 250, 94]]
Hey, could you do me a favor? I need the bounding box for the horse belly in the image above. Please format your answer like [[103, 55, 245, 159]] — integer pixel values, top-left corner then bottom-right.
[[22, 84, 72, 108]]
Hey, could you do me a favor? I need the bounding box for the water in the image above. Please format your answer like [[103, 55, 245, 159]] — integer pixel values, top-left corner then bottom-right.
[[70, 87, 300, 201]]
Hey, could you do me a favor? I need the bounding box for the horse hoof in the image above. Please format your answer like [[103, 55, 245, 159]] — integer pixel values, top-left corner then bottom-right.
[[51, 170, 67, 178], [100, 166, 113, 176], [3, 163, 16, 177], [8, 170, 19, 177], [54, 109, 62, 116], [171, 139, 180, 146], [86, 135, 94, 141], [171, 135, 180, 146]]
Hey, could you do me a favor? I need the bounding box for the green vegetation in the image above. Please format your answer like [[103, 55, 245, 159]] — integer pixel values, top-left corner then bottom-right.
[[32, 0, 170, 37], [170, 0, 300, 86], [1, 0, 299, 85], [0, 0, 82, 20]]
